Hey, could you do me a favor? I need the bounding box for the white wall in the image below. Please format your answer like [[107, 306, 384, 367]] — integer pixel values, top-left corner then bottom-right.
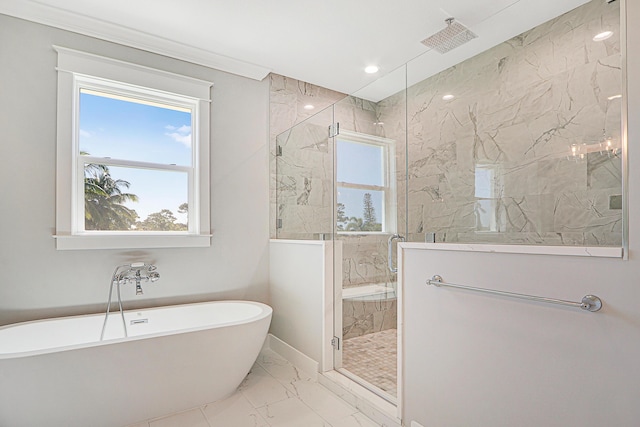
[[0, 14, 270, 326], [400, 1, 640, 425], [401, 246, 640, 426], [269, 240, 334, 370]]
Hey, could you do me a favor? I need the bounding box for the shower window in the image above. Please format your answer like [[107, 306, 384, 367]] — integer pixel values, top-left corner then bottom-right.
[[474, 165, 502, 232], [54, 47, 212, 250], [336, 131, 396, 233]]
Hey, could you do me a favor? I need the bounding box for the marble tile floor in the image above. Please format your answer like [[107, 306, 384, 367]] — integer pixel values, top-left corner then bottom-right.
[[127, 348, 380, 427], [342, 329, 397, 398]]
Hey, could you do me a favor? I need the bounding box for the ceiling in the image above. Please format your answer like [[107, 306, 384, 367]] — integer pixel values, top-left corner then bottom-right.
[[1, 0, 591, 100]]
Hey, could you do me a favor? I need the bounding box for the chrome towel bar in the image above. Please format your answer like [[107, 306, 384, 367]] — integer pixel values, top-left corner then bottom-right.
[[426, 275, 602, 312]]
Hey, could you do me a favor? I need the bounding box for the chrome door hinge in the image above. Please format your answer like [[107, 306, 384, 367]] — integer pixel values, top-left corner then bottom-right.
[[331, 336, 340, 350], [328, 123, 340, 138], [276, 219, 283, 229], [276, 145, 283, 157]]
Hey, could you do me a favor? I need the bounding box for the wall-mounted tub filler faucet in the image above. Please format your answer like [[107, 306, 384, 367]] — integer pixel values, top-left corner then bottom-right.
[[100, 263, 160, 340], [114, 262, 160, 295]]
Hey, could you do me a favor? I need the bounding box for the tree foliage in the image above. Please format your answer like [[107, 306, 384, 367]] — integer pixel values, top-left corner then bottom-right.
[[362, 192, 382, 231], [136, 209, 187, 231], [362, 193, 376, 224], [336, 202, 348, 230], [340, 193, 382, 232], [84, 156, 186, 231], [84, 167, 139, 230], [345, 216, 364, 231]]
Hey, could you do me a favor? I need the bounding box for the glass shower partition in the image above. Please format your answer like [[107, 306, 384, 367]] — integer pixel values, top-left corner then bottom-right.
[[275, 107, 335, 241]]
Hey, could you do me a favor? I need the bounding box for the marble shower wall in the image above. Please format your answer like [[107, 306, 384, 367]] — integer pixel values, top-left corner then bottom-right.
[[339, 234, 395, 287], [343, 298, 397, 341], [387, 0, 623, 245]]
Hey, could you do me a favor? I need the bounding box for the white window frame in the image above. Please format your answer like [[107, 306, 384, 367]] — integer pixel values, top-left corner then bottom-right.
[[336, 130, 397, 234], [54, 46, 213, 250]]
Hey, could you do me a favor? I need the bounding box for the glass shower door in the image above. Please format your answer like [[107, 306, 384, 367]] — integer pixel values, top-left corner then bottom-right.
[[332, 66, 407, 401]]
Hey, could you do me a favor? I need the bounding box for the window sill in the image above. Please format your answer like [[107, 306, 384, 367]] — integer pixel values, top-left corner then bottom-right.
[[53, 234, 212, 250]]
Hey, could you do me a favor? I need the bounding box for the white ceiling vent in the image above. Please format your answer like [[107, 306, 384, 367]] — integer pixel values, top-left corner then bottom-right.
[[420, 18, 478, 54]]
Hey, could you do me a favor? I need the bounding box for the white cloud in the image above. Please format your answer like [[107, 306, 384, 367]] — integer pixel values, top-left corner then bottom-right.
[[166, 132, 191, 146], [165, 124, 192, 147], [79, 129, 91, 138]]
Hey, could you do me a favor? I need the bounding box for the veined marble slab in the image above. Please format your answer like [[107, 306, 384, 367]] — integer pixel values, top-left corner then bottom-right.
[[400, 242, 622, 258]]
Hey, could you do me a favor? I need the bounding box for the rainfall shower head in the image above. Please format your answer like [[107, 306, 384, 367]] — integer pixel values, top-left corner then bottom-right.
[[421, 18, 477, 54]]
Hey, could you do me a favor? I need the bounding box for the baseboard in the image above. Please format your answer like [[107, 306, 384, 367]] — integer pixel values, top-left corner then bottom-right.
[[265, 334, 319, 380]]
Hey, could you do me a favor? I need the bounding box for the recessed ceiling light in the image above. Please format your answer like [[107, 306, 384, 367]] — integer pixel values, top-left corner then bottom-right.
[[303, 104, 315, 110], [607, 94, 622, 100], [364, 65, 379, 74], [593, 31, 613, 42], [442, 94, 455, 101]]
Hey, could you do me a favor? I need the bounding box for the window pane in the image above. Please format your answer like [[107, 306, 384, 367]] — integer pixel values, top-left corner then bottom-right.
[[475, 199, 497, 232], [475, 166, 496, 198], [84, 164, 188, 231], [337, 140, 384, 186], [337, 187, 384, 231], [79, 89, 192, 166]]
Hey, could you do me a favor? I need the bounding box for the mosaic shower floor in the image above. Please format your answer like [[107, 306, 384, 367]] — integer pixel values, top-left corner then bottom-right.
[[342, 329, 397, 397]]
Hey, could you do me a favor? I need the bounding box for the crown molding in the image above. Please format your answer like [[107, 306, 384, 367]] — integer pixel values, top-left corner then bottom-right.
[[0, 0, 271, 81]]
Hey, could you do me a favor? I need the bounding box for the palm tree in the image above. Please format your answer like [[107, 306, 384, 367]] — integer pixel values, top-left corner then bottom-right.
[[84, 166, 139, 230]]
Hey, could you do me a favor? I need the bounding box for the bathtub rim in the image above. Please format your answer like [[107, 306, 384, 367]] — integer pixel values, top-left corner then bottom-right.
[[342, 282, 397, 302], [0, 299, 272, 360]]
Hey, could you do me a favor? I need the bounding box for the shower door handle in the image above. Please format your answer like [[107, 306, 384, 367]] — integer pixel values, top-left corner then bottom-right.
[[388, 234, 405, 273]]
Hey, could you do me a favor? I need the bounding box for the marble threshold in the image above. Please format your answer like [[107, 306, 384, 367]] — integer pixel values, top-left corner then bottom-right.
[[319, 371, 400, 427]]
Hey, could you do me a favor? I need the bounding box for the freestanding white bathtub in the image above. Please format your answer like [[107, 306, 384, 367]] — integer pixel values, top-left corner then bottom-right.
[[0, 300, 272, 427]]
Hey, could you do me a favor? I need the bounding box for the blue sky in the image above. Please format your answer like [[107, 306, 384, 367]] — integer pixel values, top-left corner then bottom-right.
[[79, 91, 192, 223]]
